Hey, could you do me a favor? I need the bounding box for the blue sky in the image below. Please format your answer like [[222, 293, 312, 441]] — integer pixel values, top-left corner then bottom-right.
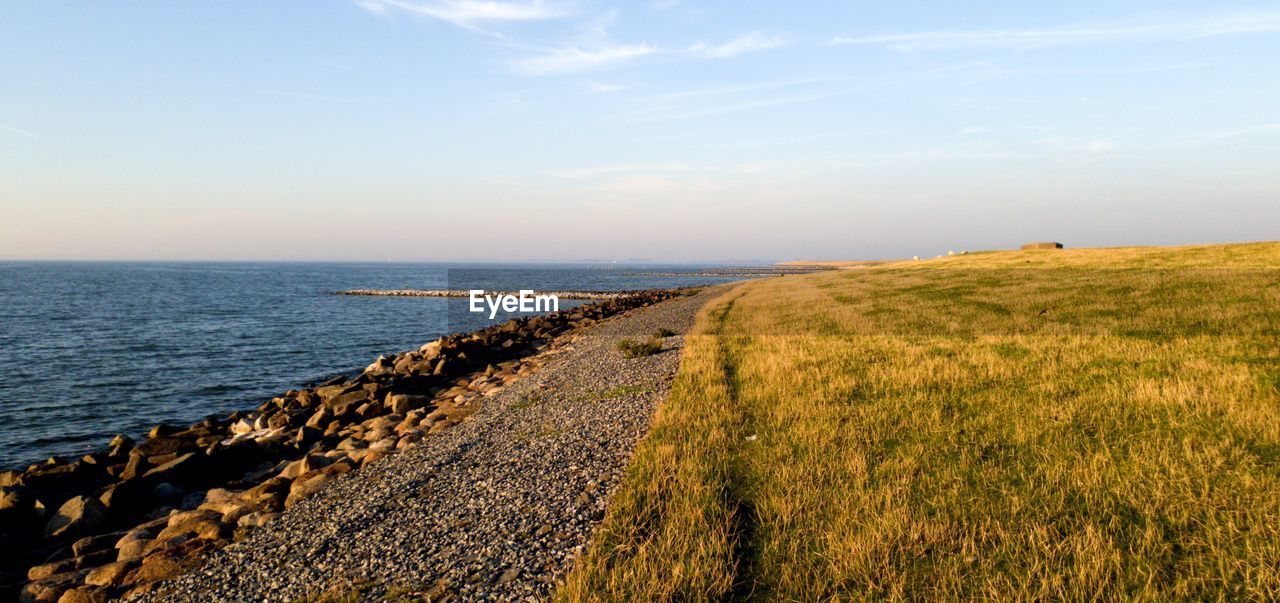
[[1, 1, 1277, 261]]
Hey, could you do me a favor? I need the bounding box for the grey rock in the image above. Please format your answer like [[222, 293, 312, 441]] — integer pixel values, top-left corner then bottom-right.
[[43, 495, 108, 539]]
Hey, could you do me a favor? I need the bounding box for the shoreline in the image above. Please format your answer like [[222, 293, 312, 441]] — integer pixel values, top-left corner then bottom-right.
[[1, 288, 694, 601], [146, 286, 724, 601], [336, 289, 646, 299]]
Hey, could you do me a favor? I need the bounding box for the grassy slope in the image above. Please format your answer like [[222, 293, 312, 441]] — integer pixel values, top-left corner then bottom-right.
[[558, 242, 1280, 601], [776, 260, 893, 268]]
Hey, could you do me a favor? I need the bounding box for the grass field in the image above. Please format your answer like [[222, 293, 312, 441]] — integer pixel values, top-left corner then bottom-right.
[[558, 242, 1280, 601]]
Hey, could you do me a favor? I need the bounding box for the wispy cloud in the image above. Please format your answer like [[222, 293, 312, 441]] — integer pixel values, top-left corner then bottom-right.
[[654, 76, 850, 102], [355, 0, 569, 30], [266, 90, 382, 105], [637, 90, 848, 122], [513, 31, 786, 77], [1201, 122, 1280, 141], [361, 2, 785, 76], [690, 32, 786, 59], [1159, 122, 1280, 148], [831, 12, 1280, 51], [618, 75, 862, 122], [584, 80, 630, 93], [649, 0, 683, 10], [556, 163, 692, 179], [511, 42, 658, 75], [0, 124, 38, 140]]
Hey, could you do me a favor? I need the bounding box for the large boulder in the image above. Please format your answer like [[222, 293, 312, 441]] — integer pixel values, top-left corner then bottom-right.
[[235, 510, 278, 529], [326, 390, 368, 418], [432, 358, 457, 376], [97, 478, 152, 522], [387, 394, 430, 415], [56, 586, 112, 603], [125, 553, 183, 584], [106, 434, 135, 458], [229, 418, 255, 435], [116, 535, 151, 561], [154, 510, 225, 543], [114, 520, 164, 561], [133, 435, 192, 458], [294, 425, 323, 448], [71, 531, 125, 557], [140, 452, 206, 486], [284, 471, 333, 509], [204, 439, 274, 480], [19, 568, 90, 603], [278, 455, 331, 480], [392, 354, 417, 374], [27, 558, 76, 581], [149, 482, 185, 506], [313, 381, 348, 400], [365, 355, 394, 375], [44, 495, 108, 540], [0, 470, 23, 487], [303, 409, 331, 429], [0, 486, 37, 523], [266, 411, 298, 430], [84, 558, 138, 587], [30, 549, 115, 578], [240, 477, 289, 512], [283, 460, 354, 509], [117, 453, 150, 481], [419, 339, 443, 357], [24, 461, 103, 502]]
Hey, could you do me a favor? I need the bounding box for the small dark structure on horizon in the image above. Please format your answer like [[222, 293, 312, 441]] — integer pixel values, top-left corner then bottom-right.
[[1021, 242, 1064, 250]]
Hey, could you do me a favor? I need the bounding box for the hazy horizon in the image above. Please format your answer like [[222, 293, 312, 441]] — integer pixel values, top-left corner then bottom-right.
[[0, 257, 784, 264], [2, 239, 1279, 264], [2, 1, 1278, 262]]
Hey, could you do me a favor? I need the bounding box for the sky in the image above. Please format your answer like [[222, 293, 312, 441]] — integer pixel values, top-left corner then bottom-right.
[[1, 1, 1278, 262]]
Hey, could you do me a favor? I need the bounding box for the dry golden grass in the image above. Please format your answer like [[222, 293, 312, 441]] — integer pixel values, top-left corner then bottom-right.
[[558, 242, 1280, 601], [777, 260, 894, 268]]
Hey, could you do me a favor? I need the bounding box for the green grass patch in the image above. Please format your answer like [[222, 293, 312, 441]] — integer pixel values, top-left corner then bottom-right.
[[509, 392, 543, 410], [618, 338, 664, 358], [293, 580, 424, 603]]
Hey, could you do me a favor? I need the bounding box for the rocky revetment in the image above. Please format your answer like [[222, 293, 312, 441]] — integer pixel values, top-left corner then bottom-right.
[[0, 289, 688, 602]]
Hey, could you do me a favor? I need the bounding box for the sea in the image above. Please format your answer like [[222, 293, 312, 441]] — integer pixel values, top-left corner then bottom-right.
[[0, 262, 740, 469]]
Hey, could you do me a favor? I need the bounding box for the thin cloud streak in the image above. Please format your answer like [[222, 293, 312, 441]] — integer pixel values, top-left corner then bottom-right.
[[649, 0, 683, 10], [513, 32, 786, 77], [1202, 122, 1280, 140], [355, 0, 570, 29], [0, 124, 38, 140], [831, 12, 1280, 51], [636, 90, 849, 122], [1162, 122, 1280, 148], [555, 163, 693, 179], [584, 81, 630, 93], [690, 32, 786, 59], [510, 43, 658, 75], [654, 76, 851, 102]]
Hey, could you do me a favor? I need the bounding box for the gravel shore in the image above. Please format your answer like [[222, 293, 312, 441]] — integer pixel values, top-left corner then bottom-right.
[[139, 287, 719, 602]]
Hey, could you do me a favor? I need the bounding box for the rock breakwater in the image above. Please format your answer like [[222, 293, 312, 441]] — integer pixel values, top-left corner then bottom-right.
[[0, 289, 684, 602], [336, 289, 640, 299]]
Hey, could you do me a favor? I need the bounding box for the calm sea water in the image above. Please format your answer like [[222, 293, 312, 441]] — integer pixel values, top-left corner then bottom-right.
[[0, 262, 737, 469]]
